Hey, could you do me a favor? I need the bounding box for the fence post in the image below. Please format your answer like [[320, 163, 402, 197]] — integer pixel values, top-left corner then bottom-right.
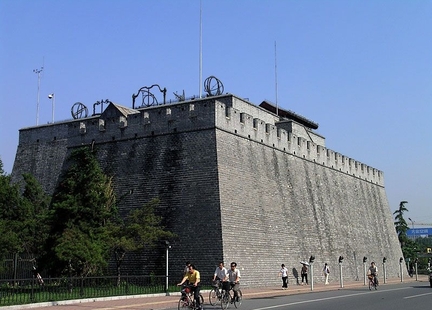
[[13, 253, 18, 285], [30, 273, 35, 302], [80, 277, 84, 297], [126, 274, 129, 295]]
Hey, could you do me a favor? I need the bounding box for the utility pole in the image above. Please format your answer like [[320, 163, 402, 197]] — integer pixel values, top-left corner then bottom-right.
[[33, 66, 44, 125], [408, 217, 415, 240]]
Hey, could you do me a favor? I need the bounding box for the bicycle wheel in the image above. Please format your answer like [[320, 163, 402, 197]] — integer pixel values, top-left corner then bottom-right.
[[209, 288, 218, 305], [199, 293, 204, 306], [368, 280, 372, 291], [178, 295, 190, 310], [221, 291, 231, 310], [234, 289, 242, 308]]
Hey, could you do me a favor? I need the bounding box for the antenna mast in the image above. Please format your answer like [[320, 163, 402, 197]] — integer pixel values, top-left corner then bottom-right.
[[199, 0, 203, 98], [33, 65, 44, 125], [274, 41, 278, 117]]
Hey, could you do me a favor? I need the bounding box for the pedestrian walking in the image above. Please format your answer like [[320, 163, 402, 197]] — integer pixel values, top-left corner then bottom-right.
[[278, 264, 289, 289], [301, 263, 308, 285], [323, 263, 330, 285]]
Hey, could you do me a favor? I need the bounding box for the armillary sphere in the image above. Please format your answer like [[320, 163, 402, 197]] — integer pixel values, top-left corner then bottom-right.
[[71, 102, 89, 119], [204, 76, 224, 96], [141, 89, 158, 107]]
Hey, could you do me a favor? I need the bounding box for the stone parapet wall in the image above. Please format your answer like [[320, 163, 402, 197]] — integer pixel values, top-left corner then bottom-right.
[[214, 99, 383, 186], [216, 129, 401, 287], [10, 93, 402, 285]]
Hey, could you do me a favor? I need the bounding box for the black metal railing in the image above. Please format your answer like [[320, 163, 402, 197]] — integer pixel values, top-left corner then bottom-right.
[[0, 274, 175, 307]]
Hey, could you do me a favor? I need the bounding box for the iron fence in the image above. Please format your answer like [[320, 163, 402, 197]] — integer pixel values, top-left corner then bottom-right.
[[0, 274, 174, 307], [1, 254, 35, 280]]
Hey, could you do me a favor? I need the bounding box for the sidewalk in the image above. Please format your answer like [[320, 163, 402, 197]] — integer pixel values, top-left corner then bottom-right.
[[3, 276, 428, 310]]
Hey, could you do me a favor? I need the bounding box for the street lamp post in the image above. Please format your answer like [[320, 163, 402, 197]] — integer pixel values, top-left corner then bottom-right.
[[382, 257, 387, 284], [338, 256, 344, 288], [48, 93, 55, 123], [406, 258, 410, 277], [408, 217, 415, 240], [165, 241, 171, 296], [399, 257, 404, 282], [363, 257, 367, 286], [309, 256, 315, 291]]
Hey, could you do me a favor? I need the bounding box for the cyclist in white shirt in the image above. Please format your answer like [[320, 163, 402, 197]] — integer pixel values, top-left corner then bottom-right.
[[368, 262, 378, 286], [213, 262, 229, 291], [227, 262, 241, 301]]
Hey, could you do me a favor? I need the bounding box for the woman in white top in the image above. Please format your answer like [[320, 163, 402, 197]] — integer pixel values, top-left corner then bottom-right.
[[323, 263, 330, 285], [278, 264, 289, 289]]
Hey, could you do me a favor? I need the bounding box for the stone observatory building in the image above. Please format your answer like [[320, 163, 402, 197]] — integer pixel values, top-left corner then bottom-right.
[[11, 81, 404, 287]]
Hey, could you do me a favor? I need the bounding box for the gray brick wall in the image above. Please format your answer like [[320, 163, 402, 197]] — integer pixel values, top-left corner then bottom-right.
[[216, 129, 401, 287], [11, 94, 403, 287]]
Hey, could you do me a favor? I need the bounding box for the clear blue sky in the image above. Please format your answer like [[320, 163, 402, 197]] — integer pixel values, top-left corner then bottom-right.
[[1, 0, 431, 224]]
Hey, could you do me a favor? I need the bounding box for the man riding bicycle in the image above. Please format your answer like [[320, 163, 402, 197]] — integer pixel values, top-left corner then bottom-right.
[[227, 262, 241, 302], [213, 261, 229, 292], [368, 262, 378, 286], [178, 264, 202, 310]]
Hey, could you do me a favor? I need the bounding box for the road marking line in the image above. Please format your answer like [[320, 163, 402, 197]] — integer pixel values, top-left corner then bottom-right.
[[403, 292, 432, 299], [253, 287, 410, 310]]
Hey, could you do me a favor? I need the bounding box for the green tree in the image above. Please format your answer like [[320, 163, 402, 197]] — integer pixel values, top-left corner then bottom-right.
[[394, 201, 410, 243], [18, 173, 51, 259], [0, 158, 22, 267], [393, 201, 416, 260], [41, 147, 117, 277], [414, 236, 432, 253], [0, 159, 51, 276], [109, 198, 175, 285]]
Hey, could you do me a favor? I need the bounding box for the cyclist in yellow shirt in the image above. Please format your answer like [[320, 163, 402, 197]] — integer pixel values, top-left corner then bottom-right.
[[178, 264, 202, 310]]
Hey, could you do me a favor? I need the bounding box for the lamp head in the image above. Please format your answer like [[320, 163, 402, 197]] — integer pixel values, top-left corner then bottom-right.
[[338, 256, 344, 264], [399, 257, 403, 263], [309, 255, 315, 263], [363, 256, 367, 263], [383, 257, 387, 263], [48, 93, 54, 99]]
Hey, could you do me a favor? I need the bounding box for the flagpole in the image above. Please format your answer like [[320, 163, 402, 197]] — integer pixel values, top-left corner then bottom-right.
[[199, 0, 203, 98], [274, 41, 278, 117]]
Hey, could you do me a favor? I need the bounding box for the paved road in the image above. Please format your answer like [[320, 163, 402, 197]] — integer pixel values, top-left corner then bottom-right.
[[232, 281, 432, 310], [4, 276, 429, 310]]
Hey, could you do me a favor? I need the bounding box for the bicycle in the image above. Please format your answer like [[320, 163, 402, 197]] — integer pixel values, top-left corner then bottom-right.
[[220, 283, 242, 309], [178, 284, 205, 310], [368, 275, 377, 290], [209, 280, 223, 306]]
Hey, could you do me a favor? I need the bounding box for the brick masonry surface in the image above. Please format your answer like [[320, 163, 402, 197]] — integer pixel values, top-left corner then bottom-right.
[[11, 94, 404, 287]]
